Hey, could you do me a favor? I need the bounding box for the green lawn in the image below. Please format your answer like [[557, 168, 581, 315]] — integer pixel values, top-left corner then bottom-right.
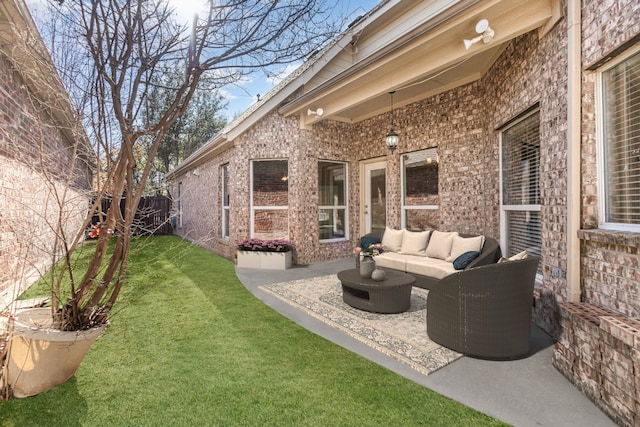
[[1, 236, 507, 426]]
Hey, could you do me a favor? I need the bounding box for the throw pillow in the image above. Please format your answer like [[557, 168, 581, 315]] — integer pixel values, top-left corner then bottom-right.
[[497, 250, 529, 263], [447, 235, 485, 262], [360, 236, 381, 251], [425, 230, 457, 260], [381, 227, 404, 253], [400, 229, 431, 256], [509, 250, 529, 261], [453, 251, 480, 270]]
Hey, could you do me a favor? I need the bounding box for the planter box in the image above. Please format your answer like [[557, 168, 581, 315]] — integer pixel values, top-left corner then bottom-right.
[[237, 250, 292, 270]]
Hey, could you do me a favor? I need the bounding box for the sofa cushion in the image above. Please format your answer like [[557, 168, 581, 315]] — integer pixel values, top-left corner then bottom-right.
[[453, 251, 480, 270], [400, 229, 431, 256], [381, 227, 404, 253], [425, 231, 457, 260], [447, 234, 485, 262], [405, 256, 456, 280], [374, 252, 407, 271]]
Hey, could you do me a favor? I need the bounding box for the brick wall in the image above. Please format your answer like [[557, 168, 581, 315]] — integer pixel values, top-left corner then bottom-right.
[[170, 1, 638, 335], [580, 0, 640, 318], [579, 230, 640, 317], [167, 3, 640, 423], [0, 55, 92, 307], [582, 0, 640, 69], [552, 2, 640, 423], [172, 27, 568, 286], [172, 149, 233, 259], [482, 20, 570, 333], [554, 303, 640, 427]]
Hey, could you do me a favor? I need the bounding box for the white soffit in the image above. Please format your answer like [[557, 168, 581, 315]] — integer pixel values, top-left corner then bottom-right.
[[283, 0, 558, 127]]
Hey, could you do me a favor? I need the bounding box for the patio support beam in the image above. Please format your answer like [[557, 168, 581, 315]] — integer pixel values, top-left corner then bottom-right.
[[566, 0, 581, 303]]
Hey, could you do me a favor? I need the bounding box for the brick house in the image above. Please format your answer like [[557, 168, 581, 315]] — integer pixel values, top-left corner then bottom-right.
[[0, 0, 93, 308], [169, 1, 639, 423]]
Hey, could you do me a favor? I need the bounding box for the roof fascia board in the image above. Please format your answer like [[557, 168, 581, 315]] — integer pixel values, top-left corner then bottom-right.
[[168, 0, 392, 175], [166, 133, 228, 179], [171, 23, 358, 175], [223, 33, 354, 142]]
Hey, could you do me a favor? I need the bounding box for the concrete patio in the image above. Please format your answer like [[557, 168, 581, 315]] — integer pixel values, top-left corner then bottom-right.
[[237, 258, 617, 427]]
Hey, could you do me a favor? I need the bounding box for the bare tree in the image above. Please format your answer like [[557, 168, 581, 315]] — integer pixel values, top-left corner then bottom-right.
[[141, 67, 228, 195], [29, 0, 341, 330]]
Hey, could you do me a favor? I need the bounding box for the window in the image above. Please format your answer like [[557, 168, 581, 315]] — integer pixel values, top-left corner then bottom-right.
[[598, 47, 640, 231], [221, 164, 230, 239], [177, 182, 183, 228], [318, 161, 347, 241], [500, 109, 541, 266], [251, 160, 289, 239], [401, 148, 439, 229]]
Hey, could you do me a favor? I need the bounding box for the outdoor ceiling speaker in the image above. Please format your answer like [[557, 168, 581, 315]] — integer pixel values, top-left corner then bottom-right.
[[464, 19, 494, 50]]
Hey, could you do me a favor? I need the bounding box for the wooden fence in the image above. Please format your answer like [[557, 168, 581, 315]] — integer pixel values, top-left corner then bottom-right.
[[92, 195, 173, 236]]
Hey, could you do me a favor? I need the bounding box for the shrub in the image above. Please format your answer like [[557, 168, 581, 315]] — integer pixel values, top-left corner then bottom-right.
[[237, 238, 295, 253]]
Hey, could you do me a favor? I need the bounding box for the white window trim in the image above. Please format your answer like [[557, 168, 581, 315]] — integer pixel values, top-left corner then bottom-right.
[[499, 108, 542, 281], [596, 44, 640, 233], [318, 161, 349, 243]]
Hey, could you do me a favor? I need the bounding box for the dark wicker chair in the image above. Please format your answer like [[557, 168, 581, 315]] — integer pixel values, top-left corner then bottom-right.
[[426, 256, 540, 359]]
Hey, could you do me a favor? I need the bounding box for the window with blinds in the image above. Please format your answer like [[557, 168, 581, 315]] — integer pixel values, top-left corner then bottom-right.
[[221, 164, 230, 239], [500, 110, 542, 264], [318, 161, 347, 241], [177, 182, 183, 228], [250, 160, 289, 240], [401, 148, 439, 229], [600, 49, 640, 229]]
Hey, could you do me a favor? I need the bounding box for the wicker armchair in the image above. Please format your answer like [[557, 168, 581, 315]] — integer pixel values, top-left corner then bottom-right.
[[426, 256, 540, 359]]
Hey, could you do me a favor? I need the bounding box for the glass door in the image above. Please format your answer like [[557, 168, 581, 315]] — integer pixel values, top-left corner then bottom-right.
[[363, 161, 386, 234]]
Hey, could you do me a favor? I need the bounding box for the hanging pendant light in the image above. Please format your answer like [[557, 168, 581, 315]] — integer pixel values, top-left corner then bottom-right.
[[386, 91, 399, 153]]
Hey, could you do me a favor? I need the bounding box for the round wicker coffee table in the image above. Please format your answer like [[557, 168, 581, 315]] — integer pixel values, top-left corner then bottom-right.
[[337, 268, 415, 314]]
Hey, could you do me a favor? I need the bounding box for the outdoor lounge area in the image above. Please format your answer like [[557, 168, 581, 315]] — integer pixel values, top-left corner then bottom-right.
[[164, 0, 640, 419], [350, 226, 540, 359], [2, 0, 639, 425], [238, 255, 617, 427], [0, 237, 616, 426]]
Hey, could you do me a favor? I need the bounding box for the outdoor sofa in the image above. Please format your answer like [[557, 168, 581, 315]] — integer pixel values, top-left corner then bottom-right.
[[426, 255, 540, 359], [360, 228, 502, 290]]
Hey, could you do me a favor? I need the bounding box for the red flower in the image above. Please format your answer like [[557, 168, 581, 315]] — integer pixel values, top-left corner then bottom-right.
[[89, 225, 99, 238], [88, 224, 114, 239]]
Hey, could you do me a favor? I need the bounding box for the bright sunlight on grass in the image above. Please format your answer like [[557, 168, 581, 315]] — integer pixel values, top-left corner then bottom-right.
[[1, 236, 506, 426]]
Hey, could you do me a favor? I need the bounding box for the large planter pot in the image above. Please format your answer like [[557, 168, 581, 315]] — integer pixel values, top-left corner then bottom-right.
[[237, 250, 292, 270], [6, 308, 107, 398]]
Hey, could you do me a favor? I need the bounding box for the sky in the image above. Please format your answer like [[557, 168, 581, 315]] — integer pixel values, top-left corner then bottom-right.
[[167, 0, 381, 121], [26, 0, 380, 122]]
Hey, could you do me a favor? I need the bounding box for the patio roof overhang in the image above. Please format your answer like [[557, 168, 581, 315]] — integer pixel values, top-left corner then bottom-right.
[[279, 0, 561, 129], [169, 0, 561, 179]]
